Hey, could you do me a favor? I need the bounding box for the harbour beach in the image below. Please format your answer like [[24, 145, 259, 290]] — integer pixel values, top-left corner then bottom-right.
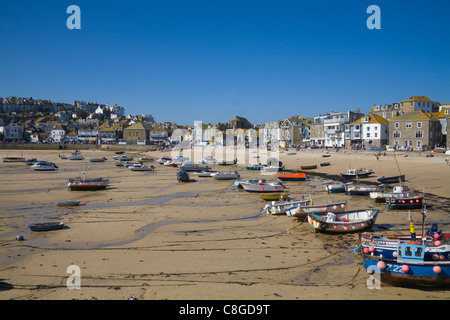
[[0, 148, 449, 300]]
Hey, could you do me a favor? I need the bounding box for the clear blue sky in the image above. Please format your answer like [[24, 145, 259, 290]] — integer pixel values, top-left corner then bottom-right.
[[1, 0, 449, 125]]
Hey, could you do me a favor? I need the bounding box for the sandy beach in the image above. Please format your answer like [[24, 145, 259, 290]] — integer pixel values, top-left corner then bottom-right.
[[0, 147, 449, 300]]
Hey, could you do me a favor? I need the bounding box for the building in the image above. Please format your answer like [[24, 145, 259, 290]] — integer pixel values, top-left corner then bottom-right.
[[389, 111, 442, 150], [322, 110, 364, 148], [3, 123, 24, 141], [279, 115, 312, 147], [229, 116, 253, 130], [400, 96, 439, 113], [310, 116, 325, 147], [353, 114, 389, 148], [122, 122, 148, 144], [98, 127, 117, 144]]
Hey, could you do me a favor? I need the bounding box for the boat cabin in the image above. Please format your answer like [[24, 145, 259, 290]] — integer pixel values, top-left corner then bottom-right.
[[397, 242, 425, 262]]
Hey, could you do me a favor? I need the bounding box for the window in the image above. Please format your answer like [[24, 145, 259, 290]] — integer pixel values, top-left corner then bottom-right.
[[395, 122, 399, 128], [367, 133, 370, 138], [415, 131, 423, 138], [406, 122, 412, 128], [417, 141, 421, 148], [393, 131, 401, 138], [417, 122, 422, 128], [375, 132, 378, 137]]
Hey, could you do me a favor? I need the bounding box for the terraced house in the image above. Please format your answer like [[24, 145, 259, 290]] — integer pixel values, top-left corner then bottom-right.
[[389, 111, 442, 150]]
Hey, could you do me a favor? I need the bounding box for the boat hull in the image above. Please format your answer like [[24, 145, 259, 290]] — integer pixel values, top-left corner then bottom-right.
[[28, 222, 65, 232], [276, 173, 306, 181], [307, 210, 378, 233]]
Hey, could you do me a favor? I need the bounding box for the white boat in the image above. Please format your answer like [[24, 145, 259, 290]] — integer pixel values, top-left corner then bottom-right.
[[370, 185, 417, 202], [31, 161, 58, 171], [196, 156, 216, 164], [194, 171, 219, 177], [345, 184, 385, 196], [211, 171, 240, 180], [129, 164, 155, 171], [262, 197, 313, 215], [326, 182, 352, 193], [239, 180, 284, 193], [341, 168, 374, 179], [307, 210, 379, 233], [178, 163, 211, 172]]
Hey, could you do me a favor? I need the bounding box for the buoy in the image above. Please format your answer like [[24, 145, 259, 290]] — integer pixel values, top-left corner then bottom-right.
[[16, 235, 24, 241], [434, 233, 441, 240], [432, 254, 440, 261], [361, 223, 365, 227], [435, 240, 442, 247], [433, 266, 442, 274], [377, 261, 386, 270], [343, 226, 348, 231], [333, 225, 338, 229], [393, 251, 398, 258], [83, 201, 86, 206], [65, 212, 69, 215], [369, 246, 376, 253], [402, 264, 409, 272], [363, 247, 370, 254]]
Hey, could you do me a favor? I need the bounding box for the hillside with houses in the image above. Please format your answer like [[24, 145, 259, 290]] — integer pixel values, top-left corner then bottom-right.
[[1, 95, 449, 151]]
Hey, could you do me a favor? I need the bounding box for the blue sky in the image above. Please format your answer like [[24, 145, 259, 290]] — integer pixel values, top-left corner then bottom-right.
[[1, 0, 449, 125]]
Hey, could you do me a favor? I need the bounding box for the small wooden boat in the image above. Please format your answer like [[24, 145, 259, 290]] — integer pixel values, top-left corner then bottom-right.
[[301, 165, 317, 170], [341, 168, 374, 179], [307, 210, 378, 233], [2, 157, 25, 162], [28, 222, 65, 231], [67, 177, 109, 191], [276, 172, 306, 181], [217, 160, 237, 165], [90, 157, 107, 162], [322, 154, 331, 158], [287, 201, 347, 220], [156, 157, 172, 164], [211, 171, 240, 180], [245, 164, 263, 170], [320, 162, 330, 166], [370, 185, 416, 202], [286, 153, 297, 155], [239, 180, 284, 193], [377, 175, 405, 184], [260, 194, 290, 201], [386, 195, 424, 210], [129, 164, 155, 171], [57, 200, 81, 207], [178, 163, 211, 172], [193, 171, 219, 177], [262, 197, 313, 215], [345, 184, 385, 196], [326, 183, 352, 194]]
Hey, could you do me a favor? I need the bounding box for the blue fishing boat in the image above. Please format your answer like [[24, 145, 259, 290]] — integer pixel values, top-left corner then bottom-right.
[[28, 222, 65, 231]]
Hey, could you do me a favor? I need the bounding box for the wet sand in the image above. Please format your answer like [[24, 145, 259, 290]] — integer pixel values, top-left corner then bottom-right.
[[0, 148, 449, 300]]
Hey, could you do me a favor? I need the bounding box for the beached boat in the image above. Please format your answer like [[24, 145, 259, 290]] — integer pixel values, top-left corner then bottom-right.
[[301, 165, 317, 170], [320, 162, 330, 166], [246, 164, 263, 170], [307, 209, 378, 233], [345, 184, 385, 196], [156, 157, 172, 164], [31, 161, 58, 171], [370, 185, 416, 203], [56, 200, 80, 207], [377, 175, 405, 184], [24, 158, 38, 165], [129, 164, 155, 171], [67, 177, 109, 191], [322, 154, 331, 158], [178, 163, 211, 172], [211, 171, 240, 180], [197, 156, 216, 164], [2, 156, 25, 162], [217, 160, 237, 165], [239, 180, 284, 193], [262, 197, 313, 215], [260, 194, 290, 201], [67, 150, 84, 160], [193, 171, 219, 177], [326, 182, 352, 194], [90, 157, 107, 162], [28, 222, 65, 232], [287, 201, 347, 220], [386, 195, 424, 210], [341, 168, 374, 179], [276, 172, 307, 181]]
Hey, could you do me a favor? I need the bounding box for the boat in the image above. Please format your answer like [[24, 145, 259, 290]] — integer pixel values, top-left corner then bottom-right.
[[345, 184, 385, 196], [193, 171, 219, 177], [2, 156, 25, 162], [432, 148, 445, 153], [178, 163, 211, 172], [301, 165, 317, 170], [386, 195, 424, 210], [370, 185, 416, 203], [276, 172, 307, 181], [28, 222, 65, 232], [287, 201, 347, 220], [322, 154, 331, 158], [245, 164, 263, 170], [138, 156, 151, 162], [341, 168, 374, 179], [196, 156, 216, 164], [260, 194, 290, 201], [24, 158, 38, 165], [129, 164, 155, 171], [320, 162, 330, 166], [67, 177, 109, 191], [68, 150, 84, 160], [286, 153, 297, 155], [31, 161, 59, 171], [359, 206, 450, 287], [211, 171, 240, 180], [157, 157, 172, 164], [90, 157, 107, 162], [262, 197, 313, 215], [377, 175, 405, 184], [56, 200, 81, 207], [239, 180, 284, 193], [307, 210, 379, 233], [217, 159, 237, 165], [326, 182, 353, 193]]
